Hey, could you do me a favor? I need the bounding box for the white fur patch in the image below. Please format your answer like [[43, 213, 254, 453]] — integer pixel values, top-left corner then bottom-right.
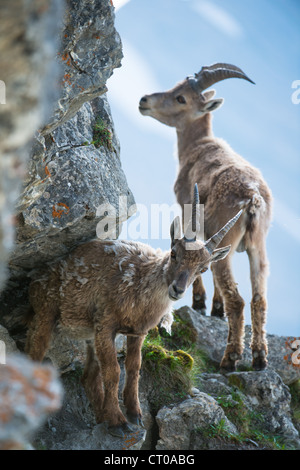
[[160, 309, 174, 335]]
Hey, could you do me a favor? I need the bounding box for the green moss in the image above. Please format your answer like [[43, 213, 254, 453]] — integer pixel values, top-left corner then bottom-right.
[[82, 117, 113, 151], [214, 389, 288, 449], [227, 374, 246, 392], [92, 118, 113, 150], [141, 314, 216, 414]]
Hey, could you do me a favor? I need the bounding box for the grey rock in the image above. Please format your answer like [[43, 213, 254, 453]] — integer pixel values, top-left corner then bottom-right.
[[176, 306, 300, 385], [0, 0, 63, 290], [11, 95, 135, 274], [227, 369, 300, 447], [0, 0, 134, 328], [41, 0, 122, 135], [156, 392, 237, 450]]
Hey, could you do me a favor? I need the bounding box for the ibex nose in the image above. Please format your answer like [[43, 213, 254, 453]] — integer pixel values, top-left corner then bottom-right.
[[172, 283, 185, 296], [139, 96, 148, 105], [168, 281, 185, 301]]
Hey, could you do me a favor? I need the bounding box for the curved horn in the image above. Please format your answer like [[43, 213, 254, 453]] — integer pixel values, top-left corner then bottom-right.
[[192, 63, 255, 92], [184, 183, 200, 242], [205, 209, 243, 254]]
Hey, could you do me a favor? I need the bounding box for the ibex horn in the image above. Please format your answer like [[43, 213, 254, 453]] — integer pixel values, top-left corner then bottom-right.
[[205, 209, 243, 254], [184, 183, 200, 242], [189, 63, 255, 92]]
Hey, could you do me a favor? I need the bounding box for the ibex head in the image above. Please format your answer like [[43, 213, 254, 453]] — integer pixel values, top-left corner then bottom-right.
[[139, 63, 254, 129], [166, 184, 242, 301]]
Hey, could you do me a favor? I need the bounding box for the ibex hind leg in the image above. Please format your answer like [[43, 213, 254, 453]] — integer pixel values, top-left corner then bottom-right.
[[25, 304, 58, 362], [81, 341, 105, 423], [94, 326, 132, 437], [247, 243, 269, 371]]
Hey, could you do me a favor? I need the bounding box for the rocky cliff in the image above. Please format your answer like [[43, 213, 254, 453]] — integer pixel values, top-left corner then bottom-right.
[[0, 0, 134, 322], [1, 307, 299, 450]]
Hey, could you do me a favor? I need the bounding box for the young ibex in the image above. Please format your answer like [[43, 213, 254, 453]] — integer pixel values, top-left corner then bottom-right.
[[139, 63, 272, 372], [25, 185, 241, 437]]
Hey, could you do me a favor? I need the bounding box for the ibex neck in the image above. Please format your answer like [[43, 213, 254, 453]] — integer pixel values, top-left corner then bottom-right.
[[176, 113, 213, 158]]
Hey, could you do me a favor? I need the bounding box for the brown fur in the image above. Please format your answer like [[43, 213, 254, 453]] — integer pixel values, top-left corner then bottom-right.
[[140, 80, 272, 372], [25, 226, 233, 434]]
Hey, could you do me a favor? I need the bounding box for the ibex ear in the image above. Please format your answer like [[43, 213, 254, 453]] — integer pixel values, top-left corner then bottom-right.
[[170, 216, 182, 247], [203, 98, 224, 113], [210, 245, 231, 263], [202, 89, 216, 100]]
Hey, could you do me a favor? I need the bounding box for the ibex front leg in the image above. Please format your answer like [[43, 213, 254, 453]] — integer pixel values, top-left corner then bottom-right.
[[123, 335, 145, 426], [94, 325, 131, 437]]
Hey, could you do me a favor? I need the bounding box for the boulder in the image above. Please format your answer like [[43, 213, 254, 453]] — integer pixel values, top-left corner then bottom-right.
[[156, 392, 237, 450], [176, 306, 300, 385]]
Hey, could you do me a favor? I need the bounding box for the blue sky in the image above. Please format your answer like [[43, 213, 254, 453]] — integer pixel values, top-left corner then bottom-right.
[[107, 0, 300, 336]]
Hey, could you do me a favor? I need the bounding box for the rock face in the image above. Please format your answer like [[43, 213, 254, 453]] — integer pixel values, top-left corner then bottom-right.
[[1, 308, 300, 450], [12, 95, 135, 275], [0, 0, 135, 321], [0, 0, 136, 449], [0, 0, 63, 290]]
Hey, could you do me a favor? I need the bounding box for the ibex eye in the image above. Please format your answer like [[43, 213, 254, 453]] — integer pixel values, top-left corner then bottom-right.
[[176, 95, 186, 104], [171, 251, 176, 260], [200, 267, 208, 273]]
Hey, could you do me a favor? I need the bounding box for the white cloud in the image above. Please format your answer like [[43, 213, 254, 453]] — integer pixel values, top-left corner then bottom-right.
[[192, 0, 243, 38], [113, 0, 131, 11], [107, 40, 174, 141], [273, 198, 300, 244]]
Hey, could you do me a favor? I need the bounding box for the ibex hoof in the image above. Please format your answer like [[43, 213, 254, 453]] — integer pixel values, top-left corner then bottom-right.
[[220, 352, 241, 373], [192, 296, 206, 315], [127, 413, 144, 428], [211, 302, 225, 318], [252, 350, 268, 371], [108, 422, 133, 438]]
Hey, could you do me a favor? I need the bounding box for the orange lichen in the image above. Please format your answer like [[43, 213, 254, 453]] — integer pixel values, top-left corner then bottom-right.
[[62, 73, 72, 86], [283, 336, 300, 369], [52, 203, 70, 219], [61, 52, 69, 61], [121, 431, 140, 450]]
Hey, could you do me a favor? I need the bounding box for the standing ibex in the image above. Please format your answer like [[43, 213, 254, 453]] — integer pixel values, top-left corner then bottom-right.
[[139, 63, 272, 372], [25, 185, 241, 437]]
